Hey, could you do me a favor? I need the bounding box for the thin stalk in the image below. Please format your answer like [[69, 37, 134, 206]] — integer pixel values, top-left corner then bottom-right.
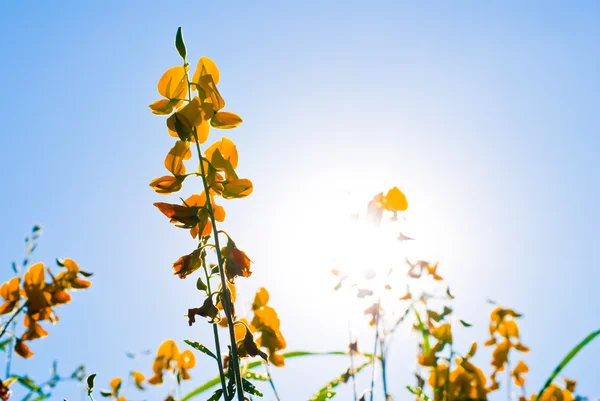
[[348, 322, 358, 401], [185, 68, 244, 400], [369, 300, 381, 401], [2, 301, 26, 377], [507, 358, 511, 401], [0, 303, 26, 339], [446, 345, 454, 401], [264, 361, 281, 401], [4, 321, 16, 378], [379, 319, 389, 400], [192, 130, 244, 400], [202, 248, 228, 398]]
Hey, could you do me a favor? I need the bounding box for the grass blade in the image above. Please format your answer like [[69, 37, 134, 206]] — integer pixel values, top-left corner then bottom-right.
[[535, 329, 600, 400], [181, 350, 375, 401]]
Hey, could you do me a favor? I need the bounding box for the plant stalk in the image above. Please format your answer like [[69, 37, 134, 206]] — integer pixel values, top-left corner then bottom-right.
[[369, 300, 381, 401], [202, 245, 228, 398], [184, 66, 245, 400]]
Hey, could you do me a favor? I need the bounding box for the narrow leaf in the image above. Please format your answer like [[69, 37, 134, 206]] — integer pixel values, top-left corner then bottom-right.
[[175, 27, 187, 60], [184, 340, 217, 360], [535, 329, 600, 400], [242, 379, 263, 397]]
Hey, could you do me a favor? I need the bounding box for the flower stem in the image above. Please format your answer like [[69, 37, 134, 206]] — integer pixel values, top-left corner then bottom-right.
[[369, 299, 381, 401], [0, 303, 26, 340], [185, 69, 244, 400], [264, 361, 281, 401], [193, 132, 244, 400], [201, 244, 228, 398], [348, 322, 358, 401]]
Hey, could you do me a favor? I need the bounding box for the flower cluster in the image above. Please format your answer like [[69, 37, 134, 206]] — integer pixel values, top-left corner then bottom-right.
[[146, 27, 285, 401], [0, 258, 91, 358]]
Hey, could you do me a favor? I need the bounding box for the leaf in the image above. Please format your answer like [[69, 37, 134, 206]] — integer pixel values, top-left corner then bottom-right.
[[207, 389, 223, 401], [406, 386, 432, 401], [460, 319, 472, 327], [196, 277, 207, 291], [243, 371, 268, 381], [99, 390, 113, 397], [184, 340, 217, 360], [397, 232, 414, 241], [242, 379, 263, 397], [11, 261, 17, 273], [16, 376, 42, 393], [309, 359, 372, 401], [412, 307, 431, 353], [535, 329, 600, 400], [175, 27, 187, 60], [0, 339, 11, 351], [181, 350, 376, 401], [86, 374, 96, 393]]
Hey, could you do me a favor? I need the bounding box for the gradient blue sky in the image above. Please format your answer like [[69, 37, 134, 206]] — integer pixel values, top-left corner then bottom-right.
[[1, 1, 599, 400]]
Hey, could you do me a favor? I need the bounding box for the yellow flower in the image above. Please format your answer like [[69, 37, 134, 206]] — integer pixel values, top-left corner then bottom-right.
[[250, 288, 287, 367], [149, 66, 189, 115], [130, 371, 145, 390], [148, 340, 195, 385], [0, 277, 20, 315], [512, 360, 529, 387], [54, 258, 91, 290]]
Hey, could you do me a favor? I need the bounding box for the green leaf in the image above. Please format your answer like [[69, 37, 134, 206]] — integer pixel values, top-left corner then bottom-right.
[[412, 307, 431, 353], [459, 320, 472, 327], [56, 258, 65, 267], [70, 365, 86, 381], [16, 376, 42, 393], [79, 270, 94, 277], [406, 386, 432, 401], [0, 338, 12, 351], [309, 359, 372, 401], [242, 379, 263, 397], [210, 264, 219, 275], [184, 340, 217, 360], [535, 329, 600, 401], [207, 389, 223, 401], [86, 374, 96, 394], [181, 350, 376, 401], [196, 277, 207, 292], [175, 27, 187, 61], [243, 371, 268, 381], [99, 390, 113, 397], [11, 261, 17, 273]]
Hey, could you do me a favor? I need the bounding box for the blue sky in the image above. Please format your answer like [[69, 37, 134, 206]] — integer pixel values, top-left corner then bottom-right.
[[1, 1, 599, 400]]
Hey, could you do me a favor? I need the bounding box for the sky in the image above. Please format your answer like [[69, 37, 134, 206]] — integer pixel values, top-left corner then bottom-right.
[[1, 1, 599, 400]]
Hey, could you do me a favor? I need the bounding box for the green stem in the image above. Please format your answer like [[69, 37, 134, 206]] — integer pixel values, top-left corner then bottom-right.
[[184, 68, 244, 401], [264, 361, 281, 401], [201, 243, 228, 399], [193, 131, 244, 400], [0, 303, 26, 340], [348, 322, 358, 401], [369, 300, 381, 401]]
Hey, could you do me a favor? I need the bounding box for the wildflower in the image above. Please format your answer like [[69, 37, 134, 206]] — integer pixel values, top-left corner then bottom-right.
[[149, 66, 188, 115], [0, 277, 20, 315]]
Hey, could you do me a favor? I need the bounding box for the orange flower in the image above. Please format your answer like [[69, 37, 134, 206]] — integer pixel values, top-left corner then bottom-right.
[[54, 258, 92, 290], [0, 277, 20, 315], [148, 340, 196, 385], [222, 238, 252, 282], [250, 288, 287, 366]]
